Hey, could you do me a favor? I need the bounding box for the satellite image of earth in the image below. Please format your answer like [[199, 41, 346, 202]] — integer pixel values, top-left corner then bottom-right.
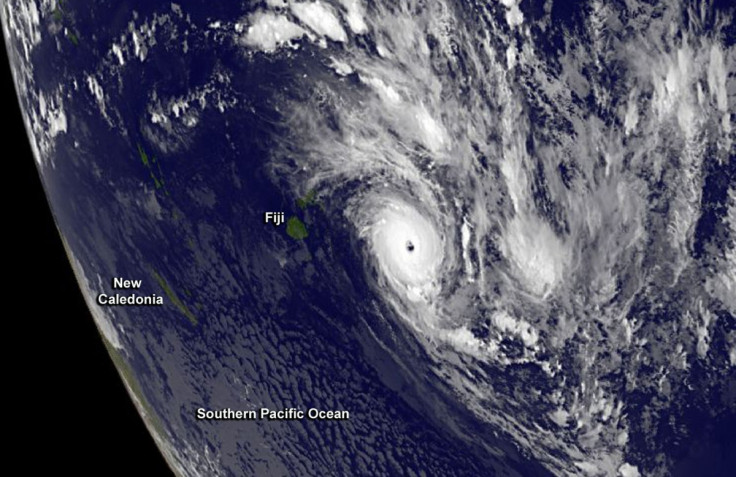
[[3, 0, 735, 475]]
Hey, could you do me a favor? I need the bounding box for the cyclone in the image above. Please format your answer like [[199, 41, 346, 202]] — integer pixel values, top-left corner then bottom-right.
[[362, 197, 444, 300]]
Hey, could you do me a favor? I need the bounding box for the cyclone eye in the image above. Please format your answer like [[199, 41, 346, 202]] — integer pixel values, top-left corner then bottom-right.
[[406, 240, 415, 252]]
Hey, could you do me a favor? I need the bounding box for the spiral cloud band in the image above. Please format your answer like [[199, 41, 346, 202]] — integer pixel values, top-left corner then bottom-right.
[[253, 0, 734, 475]]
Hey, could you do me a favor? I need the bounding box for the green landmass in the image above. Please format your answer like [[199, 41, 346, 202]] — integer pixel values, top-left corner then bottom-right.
[[296, 189, 317, 210], [53, 1, 79, 46], [137, 144, 169, 195], [286, 216, 309, 240], [66, 30, 79, 45], [151, 269, 198, 325], [138, 144, 150, 167], [53, 0, 68, 22]]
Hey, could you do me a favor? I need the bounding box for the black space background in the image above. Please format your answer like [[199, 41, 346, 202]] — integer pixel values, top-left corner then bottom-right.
[[2, 35, 173, 475]]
